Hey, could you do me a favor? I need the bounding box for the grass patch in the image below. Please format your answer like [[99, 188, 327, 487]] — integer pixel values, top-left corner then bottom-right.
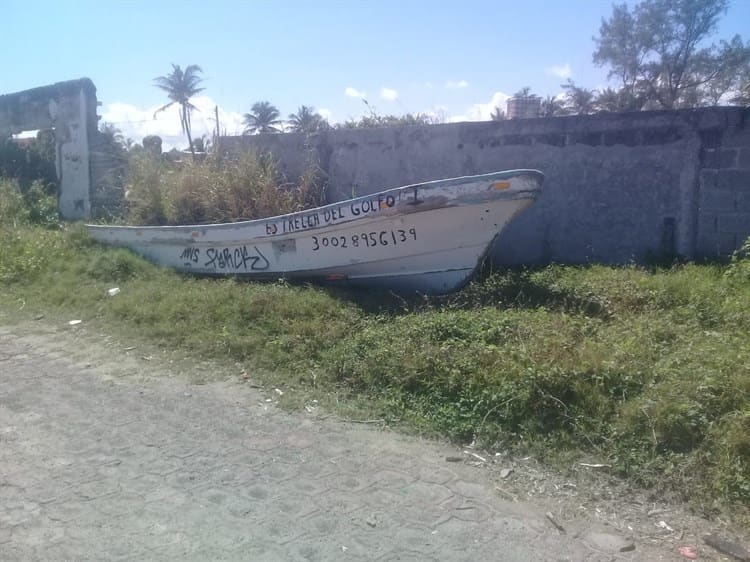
[[123, 150, 326, 225], [1, 222, 749, 518]]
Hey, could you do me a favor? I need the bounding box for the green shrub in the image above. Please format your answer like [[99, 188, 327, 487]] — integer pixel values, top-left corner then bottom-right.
[[83, 248, 154, 282], [709, 411, 750, 503], [725, 236, 750, 283], [0, 227, 63, 283], [123, 153, 168, 225], [0, 178, 59, 228], [124, 150, 326, 225], [24, 180, 59, 228], [0, 178, 29, 225]]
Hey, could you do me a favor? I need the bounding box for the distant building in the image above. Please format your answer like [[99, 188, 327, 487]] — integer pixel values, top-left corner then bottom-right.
[[506, 95, 541, 119]]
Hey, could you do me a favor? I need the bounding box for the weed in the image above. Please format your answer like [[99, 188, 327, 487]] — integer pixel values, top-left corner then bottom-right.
[[0, 178, 29, 225], [726, 236, 750, 284], [0, 178, 59, 229], [124, 150, 326, 225]]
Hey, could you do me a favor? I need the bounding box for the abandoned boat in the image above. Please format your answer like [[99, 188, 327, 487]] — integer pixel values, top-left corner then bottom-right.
[[87, 169, 543, 294]]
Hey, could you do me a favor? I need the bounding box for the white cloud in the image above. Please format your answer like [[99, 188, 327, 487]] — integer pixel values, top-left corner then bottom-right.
[[448, 91, 511, 123], [445, 80, 469, 89], [344, 87, 366, 99], [100, 96, 244, 150], [318, 108, 333, 121], [546, 63, 572, 79], [380, 87, 398, 101], [424, 81, 434, 89], [470, 91, 511, 120]]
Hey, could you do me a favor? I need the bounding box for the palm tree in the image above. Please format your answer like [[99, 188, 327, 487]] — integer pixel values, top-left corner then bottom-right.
[[594, 87, 644, 113], [287, 105, 327, 134], [99, 122, 126, 147], [243, 101, 282, 134], [540, 95, 565, 117], [490, 107, 506, 121], [561, 79, 596, 115], [153, 64, 204, 158]]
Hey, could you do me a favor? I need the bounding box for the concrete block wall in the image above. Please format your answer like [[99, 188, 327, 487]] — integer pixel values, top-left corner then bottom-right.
[[696, 117, 750, 257], [222, 107, 750, 265]]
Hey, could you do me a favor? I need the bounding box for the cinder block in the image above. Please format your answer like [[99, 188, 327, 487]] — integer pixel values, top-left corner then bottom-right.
[[564, 163, 587, 183], [720, 233, 740, 255], [720, 148, 738, 169], [567, 132, 602, 146], [700, 169, 718, 189], [717, 213, 750, 234], [697, 110, 726, 130], [726, 108, 745, 127], [696, 233, 737, 257], [642, 127, 682, 145], [700, 129, 721, 149], [700, 148, 719, 168], [700, 189, 735, 212], [737, 191, 750, 212], [698, 213, 718, 235], [603, 130, 639, 147], [717, 169, 750, 190], [533, 133, 566, 147], [722, 127, 750, 148]]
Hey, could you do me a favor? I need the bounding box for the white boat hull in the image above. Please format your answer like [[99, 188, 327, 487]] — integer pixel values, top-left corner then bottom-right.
[[87, 169, 543, 293]]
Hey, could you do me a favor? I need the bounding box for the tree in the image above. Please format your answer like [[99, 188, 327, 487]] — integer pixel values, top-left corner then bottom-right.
[[731, 64, 750, 106], [154, 64, 204, 159], [94, 123, 128, 217], [100, 122, 126, 148], [339, 113, 433, 129], [514, 87, 533, 98], [540, 95, 566, 117], [490, 107, 506, 121], [287, 105, 328, 134], [561, 79, 596, 115], [335, 99, 433, 129], [593, 0, 750, 109], [594, 87, 643, 112], [142, 135, 163, 156], [243, 101, 282, 134], [0, 132, 57, 192]]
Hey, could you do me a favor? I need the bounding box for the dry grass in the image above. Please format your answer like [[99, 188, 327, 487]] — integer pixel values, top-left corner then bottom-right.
[[124, 150, 326, 225]]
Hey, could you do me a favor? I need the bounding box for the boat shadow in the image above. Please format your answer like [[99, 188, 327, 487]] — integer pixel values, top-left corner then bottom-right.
[[312, 267, 612, 319]]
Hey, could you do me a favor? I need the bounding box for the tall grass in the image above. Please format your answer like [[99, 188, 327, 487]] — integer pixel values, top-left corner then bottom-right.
[[0, 177, 59, 228], [124, 150, 326, 225], [0, 178, 60, 283]]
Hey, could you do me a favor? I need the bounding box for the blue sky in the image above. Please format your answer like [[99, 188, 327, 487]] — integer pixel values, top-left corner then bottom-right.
[[4, 0, 749, 148]]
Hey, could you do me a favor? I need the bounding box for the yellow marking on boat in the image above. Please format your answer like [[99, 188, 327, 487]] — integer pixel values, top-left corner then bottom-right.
[[380, 200, 389, 209], [492, 181, 510, 190]]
